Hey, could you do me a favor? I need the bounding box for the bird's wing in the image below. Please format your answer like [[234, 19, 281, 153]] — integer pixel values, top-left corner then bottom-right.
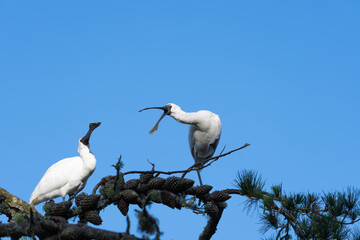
[[188, 125, 196, 160], [31, 157, 82, 200], [208, 136, 220, 158], [207, 114, 221, 157], [189, 125, 221, 161]]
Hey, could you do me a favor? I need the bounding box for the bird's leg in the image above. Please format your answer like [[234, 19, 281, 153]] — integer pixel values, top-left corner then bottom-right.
[[68, 193, 75, 201], [68, 192, 78, 201], [62, 196, 65, 202], [194, 152, 204, 186], [68, 188, 83, 201], [196, 170, 203, 186], [196, 170, 204, 206]]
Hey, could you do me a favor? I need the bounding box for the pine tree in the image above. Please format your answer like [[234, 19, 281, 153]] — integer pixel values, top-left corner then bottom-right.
[[1, 144, 360, 239]]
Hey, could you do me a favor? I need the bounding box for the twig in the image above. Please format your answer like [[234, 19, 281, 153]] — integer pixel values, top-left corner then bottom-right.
[[147, 159, 155, 171], [113, 156, 123, 179], [123, 143, 250, 177], [192, 209, 206, 215], [126, 216, 130, 234], [181, 145, 226, 179]]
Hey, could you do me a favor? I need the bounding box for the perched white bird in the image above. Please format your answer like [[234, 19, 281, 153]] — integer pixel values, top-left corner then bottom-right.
[[29, 122, 101, 207], [139, 103, 221, 185]]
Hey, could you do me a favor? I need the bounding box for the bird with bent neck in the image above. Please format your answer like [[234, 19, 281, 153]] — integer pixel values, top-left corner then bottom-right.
[[140, 103, 221, 185], [29, 122, 101, 207]]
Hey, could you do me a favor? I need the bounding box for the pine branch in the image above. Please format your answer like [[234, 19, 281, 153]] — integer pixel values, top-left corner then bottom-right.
[[230, 170, 360, 239], [0, 187, 42, 219], [3, 145, 360, 240], [0, 220, 142, 240], [199, 202, 226, 240]]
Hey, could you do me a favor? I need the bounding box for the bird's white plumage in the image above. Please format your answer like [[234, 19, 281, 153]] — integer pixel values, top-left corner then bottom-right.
[[186, 111, 221, 161], [168, 104, 222, 184], [30, 140, 96, 206], [167, 105, 221, 160], [141, 103, 221, 184]]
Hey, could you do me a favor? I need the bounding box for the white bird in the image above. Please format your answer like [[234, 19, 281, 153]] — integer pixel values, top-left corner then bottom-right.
[[30, 122, 101, 207], [139, 103, 221, 185]]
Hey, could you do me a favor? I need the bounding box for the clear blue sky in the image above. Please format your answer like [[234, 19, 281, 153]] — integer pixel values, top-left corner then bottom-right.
[[1, 1, 359, 239]]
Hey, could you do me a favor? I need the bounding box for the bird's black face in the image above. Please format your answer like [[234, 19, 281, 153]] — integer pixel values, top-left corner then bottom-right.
[[80, 122, 101, 146], [139, 104, 172, 134]]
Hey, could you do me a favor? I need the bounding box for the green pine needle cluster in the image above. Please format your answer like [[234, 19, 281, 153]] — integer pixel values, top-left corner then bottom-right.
[[235, 170, 360, 239], [235, 170, 265, 213]]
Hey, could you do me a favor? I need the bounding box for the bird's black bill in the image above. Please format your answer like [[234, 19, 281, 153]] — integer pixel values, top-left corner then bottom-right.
[[139, 105, 171, 134], [139, 106, 168, 112], [80, 122, 101, 145], [89, 122, 101, 130], [149, 111, 167, 134]]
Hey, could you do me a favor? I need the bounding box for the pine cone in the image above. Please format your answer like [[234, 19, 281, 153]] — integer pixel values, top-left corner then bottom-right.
[[186, 186, 197, 195], [139, 172, 153, 184], [162, 176, 182, 192], [196, 185, 213, 195], [117, 198, 129, 216], [79, 194, 100, 211], [205, 201, 219, 217], [176, 178, 195, 192], [147, 177, 166, 189], [44, 200, 72, 217], [75, 193, 87, 207], [136, 183, 150, 193], [186, 185, 213, 196], [160, 190, 177, 209], [124, 179, 140, 190], [120, 190, 140, 204], [210, 191, 231, 202], [84, 211, 102, 225]]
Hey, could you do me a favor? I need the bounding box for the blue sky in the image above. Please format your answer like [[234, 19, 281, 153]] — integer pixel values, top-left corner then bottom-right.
[[1, 1, 359, 239]]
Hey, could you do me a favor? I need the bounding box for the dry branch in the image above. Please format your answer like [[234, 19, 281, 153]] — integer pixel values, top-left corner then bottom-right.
[[122, 143, 250, 177]]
